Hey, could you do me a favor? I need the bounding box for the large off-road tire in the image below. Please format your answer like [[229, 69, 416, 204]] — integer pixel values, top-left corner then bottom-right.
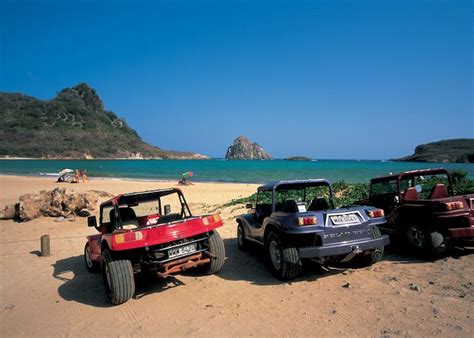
[[84, 242, 100, 273], [355, 227, 384, 267], [202, 231, 225, 274], [101, 249, 135, 305], [266, 232, 302, 280], [406, 224, 446, 256], [237, 222, 249, 251]]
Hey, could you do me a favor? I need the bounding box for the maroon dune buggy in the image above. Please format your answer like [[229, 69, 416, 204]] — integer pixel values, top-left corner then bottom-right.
[[84, 188, 225, 304], [366, 168, 474, 255]]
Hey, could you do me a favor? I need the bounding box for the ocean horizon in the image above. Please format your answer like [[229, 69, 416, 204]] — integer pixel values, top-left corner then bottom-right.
[[1, 159, 473, 184]]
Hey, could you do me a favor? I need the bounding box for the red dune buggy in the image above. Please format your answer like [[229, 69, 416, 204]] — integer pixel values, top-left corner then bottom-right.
[[84, 188, 225, 304]]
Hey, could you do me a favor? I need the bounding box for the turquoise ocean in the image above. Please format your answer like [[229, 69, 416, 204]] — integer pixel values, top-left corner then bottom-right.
[[1, 159, 473, 184]]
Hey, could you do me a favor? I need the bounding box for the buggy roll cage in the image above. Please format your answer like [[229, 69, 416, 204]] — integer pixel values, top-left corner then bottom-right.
[[370, 168, 454, 199], [257, 179, 335, 212], [99, 188, 193, 229]]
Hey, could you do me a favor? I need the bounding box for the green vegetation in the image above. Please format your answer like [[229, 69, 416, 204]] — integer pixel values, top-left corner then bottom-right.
[[331, 181, 370, 206], [222, 171, 474, 209], [222, 181, 369, 209], [223, 193, 258, 208], [0, 83, 203, 159], [451, 169, 474, 195]]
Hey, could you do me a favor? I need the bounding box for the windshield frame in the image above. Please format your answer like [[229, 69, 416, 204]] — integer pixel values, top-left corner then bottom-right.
[[271, 181, 334, 212]]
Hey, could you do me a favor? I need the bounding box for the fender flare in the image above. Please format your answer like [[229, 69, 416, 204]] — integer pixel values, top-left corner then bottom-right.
[[263, 223, 281, 244]]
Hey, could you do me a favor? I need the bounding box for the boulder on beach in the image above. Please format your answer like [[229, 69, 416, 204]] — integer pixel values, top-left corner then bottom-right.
[[1, 187, 99, 222], [1, 204, 19, 219]]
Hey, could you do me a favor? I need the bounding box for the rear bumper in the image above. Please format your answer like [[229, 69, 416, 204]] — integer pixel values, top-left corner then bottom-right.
[[447, 227, 474, 240], [298, 235, 390, 258]]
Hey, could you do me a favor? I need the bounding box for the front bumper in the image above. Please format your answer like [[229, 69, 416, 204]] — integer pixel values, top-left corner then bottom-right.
[[298, 235, 390, 258], [447, 227, 474, 240]]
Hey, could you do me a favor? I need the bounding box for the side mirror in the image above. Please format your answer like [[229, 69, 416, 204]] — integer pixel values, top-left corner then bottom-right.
[[87, 216, 97, 228], [245, 203, 254, 209], [415, 184, 422, 193], [164, 204, 171, 215]]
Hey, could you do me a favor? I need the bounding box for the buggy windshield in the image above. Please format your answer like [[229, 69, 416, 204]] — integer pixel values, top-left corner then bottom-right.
[[102, 189, 193, 230], [274, 182, 334, 213]]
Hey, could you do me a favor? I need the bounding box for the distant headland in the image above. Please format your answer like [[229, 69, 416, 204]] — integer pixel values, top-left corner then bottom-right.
[[0, 83, 207, 160], [392, 139, 474, 163]]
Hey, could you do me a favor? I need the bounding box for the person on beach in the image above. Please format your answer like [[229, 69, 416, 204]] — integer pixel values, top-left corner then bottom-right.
[[72, 170, 80, 183], [80, 169, 89, 182], [178, 177, 193, 186]]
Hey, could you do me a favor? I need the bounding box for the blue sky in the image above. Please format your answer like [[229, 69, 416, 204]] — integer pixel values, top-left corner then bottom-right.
[[1, 0, 472, 159]]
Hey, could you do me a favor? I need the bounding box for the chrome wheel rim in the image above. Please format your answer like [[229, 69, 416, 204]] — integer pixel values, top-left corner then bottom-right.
[[407, 226, 426, 248], [269, 240, 282, 270], [85, 246, 93, 268]]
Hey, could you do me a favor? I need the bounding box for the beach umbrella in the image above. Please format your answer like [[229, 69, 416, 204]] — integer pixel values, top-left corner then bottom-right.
[[182, 171, 194, 177]]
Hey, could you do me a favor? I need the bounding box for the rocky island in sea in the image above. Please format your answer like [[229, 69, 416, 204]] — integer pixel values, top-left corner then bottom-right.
[[225, 136, 272, 160], [285, 156, 312, 161]]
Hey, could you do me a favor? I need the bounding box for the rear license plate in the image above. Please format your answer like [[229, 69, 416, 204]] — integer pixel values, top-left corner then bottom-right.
[[329, 213, 360, 226], [168, 243, 198, 258]]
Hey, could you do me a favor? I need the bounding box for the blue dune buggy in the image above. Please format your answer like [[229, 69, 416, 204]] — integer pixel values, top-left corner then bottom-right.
[[236, 179, 389, 280]]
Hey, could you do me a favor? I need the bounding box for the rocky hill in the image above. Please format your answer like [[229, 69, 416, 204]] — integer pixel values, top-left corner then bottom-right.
[[225, 136, 272, 160], [393, 139, 474, 163], [0, 83, 207, 159]]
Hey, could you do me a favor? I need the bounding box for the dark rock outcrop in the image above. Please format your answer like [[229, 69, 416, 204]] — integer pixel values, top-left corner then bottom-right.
[[0, 83, 208, 159], [392, 139, 474, 163], [56, 82, 104, 113], [225, 136, 272, 160]]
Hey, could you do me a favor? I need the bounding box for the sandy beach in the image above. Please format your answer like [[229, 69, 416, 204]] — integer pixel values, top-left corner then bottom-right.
[[0, 175, 473, 337]]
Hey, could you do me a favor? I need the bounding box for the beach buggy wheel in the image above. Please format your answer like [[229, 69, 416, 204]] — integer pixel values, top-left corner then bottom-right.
[[237, 223, 249, 251], [406, 224, 445, 256], [84, 242, 100, 272], [355, 227, 384, 267], [101, 249, 135, 305], [266, 232, 301, 280], [202, 230, 225, 274]]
